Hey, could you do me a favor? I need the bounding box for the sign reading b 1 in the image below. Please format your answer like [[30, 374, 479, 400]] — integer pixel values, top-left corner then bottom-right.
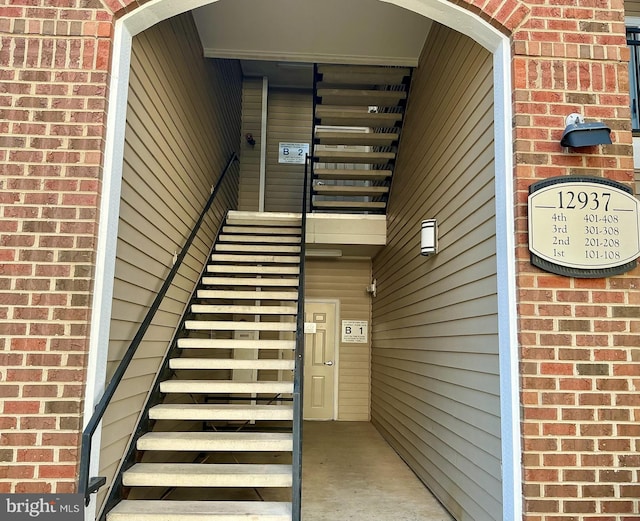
[[342, 320, 368, 343], [278, 142, 309, 164]]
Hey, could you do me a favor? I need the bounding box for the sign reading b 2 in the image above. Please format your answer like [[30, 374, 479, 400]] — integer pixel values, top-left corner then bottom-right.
[[278, 142, 309, 164]]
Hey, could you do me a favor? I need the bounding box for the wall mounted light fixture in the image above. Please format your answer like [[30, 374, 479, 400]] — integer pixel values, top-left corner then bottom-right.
[[560, 113, 611, 148], [421, 219, 438, 256]]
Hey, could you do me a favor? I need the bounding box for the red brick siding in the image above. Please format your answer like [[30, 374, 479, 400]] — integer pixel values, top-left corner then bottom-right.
[[512, 1, 640, 519], [1, 0, 112, 494]]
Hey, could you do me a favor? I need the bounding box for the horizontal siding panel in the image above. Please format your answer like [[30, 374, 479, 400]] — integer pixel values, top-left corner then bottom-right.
[[265, 88, 312, 213], [627, 0, 640, 17], [372, 386, 501, 472], [371, 23, 501, 521], [373, 397, 501, 520], [98, 12, 242, 513], [238, 78, 263, 211]]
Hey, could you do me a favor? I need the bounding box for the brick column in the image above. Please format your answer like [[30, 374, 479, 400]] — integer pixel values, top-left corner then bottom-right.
[[512, 2, 640, 519], [0, 1, 112, 494]]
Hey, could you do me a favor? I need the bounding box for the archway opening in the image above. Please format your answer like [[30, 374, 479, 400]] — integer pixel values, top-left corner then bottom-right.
[[86, 1, 519, 520]]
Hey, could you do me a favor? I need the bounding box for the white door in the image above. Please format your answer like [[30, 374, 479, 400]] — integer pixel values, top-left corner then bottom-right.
[[304, 302, 336, 420]]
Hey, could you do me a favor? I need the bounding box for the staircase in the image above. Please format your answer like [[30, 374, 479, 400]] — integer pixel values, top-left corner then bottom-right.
[[107, 211, 302, 521], [311, 64, 411, 214]]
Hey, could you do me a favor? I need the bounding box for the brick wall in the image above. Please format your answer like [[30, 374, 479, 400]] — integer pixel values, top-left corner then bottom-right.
[[1, 0, 639, 518], [0, 0, 112, 493], [511, 2, 640, 518]]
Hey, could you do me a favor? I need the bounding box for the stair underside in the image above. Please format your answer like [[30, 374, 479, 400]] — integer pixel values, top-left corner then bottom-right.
[[315, 108, 402, 128], [312, 64, 410, 214], [314, 185, 388, 197], [316, 64, 411, 85], [313, 200, 387, 210], [314, 130, 399, 146], [313, 168, 392, 181], [316, 88, 406, 106], [313, 150, 395, 164]]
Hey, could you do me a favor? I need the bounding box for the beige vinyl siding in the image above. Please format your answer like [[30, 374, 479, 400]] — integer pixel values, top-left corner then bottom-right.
[[238, 78, 263, 211], [627, 0, 640, 17], [305, 258, 371, 421], [98, 12, 242, 510], [371, 24, 501, 521], [265, 88, 313, 212]]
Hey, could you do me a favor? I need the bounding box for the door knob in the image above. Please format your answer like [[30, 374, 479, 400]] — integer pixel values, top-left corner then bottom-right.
[[324, 360, 334, 366]]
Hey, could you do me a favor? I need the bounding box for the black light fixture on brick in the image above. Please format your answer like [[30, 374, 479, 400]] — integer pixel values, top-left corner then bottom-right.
[[560, 113, 612, 148]]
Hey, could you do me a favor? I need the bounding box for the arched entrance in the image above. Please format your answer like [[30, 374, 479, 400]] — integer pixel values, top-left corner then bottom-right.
[[84, 1, 520, 519]]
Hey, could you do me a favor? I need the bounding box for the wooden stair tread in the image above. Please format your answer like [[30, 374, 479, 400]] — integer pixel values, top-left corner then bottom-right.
[[215, 244, 301, 254], [177, 338, 296, 349], [108, 500, 292, 521], [122, 463, 292, 487], [207, 265, 300, 275], [218, 234, 301, 244], [184, 320, 296, 332], [191, 304, 297, 314], [222, 226, 301, 235], [149, 403, 293, 421], [210, 254, 300, 264], [226, 211, 300, 227], [201, 276, 299, 287], [160, 380, 294, 394], [196, 289, 298, 300], [170, 358, 295, 370], [137, 432, 293, 452]]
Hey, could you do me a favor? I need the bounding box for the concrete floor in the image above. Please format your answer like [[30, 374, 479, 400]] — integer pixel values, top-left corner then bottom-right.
[[302, 421, 453, 521]]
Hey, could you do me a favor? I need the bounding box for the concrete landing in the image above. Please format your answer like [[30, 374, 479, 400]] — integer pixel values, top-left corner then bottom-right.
[[302, 421, 453, 521]]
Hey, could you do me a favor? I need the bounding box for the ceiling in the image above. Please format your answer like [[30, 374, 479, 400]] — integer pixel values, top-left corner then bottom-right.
[[193, 0, 431, 87]]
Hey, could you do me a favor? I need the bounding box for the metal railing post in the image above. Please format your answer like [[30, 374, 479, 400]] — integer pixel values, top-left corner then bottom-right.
[[292, 154, 310, 521]]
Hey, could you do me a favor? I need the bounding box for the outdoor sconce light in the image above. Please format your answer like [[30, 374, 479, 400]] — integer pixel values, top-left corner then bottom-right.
[[245, 133, 256, 146], [560, 113, 611, 148], [421, 219, 438, 256]]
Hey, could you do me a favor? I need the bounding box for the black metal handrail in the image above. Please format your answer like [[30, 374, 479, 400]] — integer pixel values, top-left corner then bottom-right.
[[78, 152, 239, 504], [291, 155, 310, 521]]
